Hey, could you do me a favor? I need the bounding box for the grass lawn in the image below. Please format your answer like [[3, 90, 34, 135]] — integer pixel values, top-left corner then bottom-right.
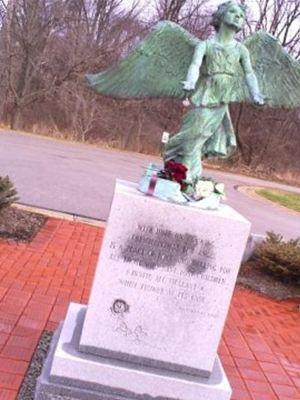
[[256, 188, 300, 212]]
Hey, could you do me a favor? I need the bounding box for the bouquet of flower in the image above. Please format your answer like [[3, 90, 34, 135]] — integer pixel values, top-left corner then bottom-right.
[[157, 160, 226, 208], [139, 160, 225, 208]]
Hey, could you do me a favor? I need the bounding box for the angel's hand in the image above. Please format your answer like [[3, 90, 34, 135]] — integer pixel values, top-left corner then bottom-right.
[[253, 93, 265, 106], [182, 88, 192, 107], [182, 98, 191, 107]]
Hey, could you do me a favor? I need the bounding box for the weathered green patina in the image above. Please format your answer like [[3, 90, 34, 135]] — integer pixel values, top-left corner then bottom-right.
[[86, 1, 300, 182]]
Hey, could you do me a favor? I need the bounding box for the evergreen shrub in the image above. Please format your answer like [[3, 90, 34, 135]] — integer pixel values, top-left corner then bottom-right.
[[0, 176, 18, 211], [253, 232, 300, 285]]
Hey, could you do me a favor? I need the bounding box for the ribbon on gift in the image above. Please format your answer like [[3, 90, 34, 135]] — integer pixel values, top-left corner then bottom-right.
[[146, 171, 158, 196]]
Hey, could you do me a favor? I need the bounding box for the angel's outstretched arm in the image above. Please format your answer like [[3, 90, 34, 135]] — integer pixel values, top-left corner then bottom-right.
[[240, 45, 264, 105], [182, 41, 207, 91]]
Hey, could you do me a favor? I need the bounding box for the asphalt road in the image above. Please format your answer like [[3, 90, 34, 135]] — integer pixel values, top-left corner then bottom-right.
[[1, 130, 300, 238]]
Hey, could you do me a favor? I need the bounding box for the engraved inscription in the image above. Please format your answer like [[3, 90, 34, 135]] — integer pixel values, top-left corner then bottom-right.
[[107, 224, 233, 320], [115, 265, 230, 316], [120, 224, 215, 274]]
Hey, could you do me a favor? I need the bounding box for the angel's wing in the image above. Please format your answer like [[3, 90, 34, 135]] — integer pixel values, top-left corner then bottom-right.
[[86, 21, 200, 99], [235, 31, 300, 108]]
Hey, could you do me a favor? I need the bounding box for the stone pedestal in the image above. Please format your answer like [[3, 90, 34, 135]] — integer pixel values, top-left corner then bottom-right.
[[36, 303, 231, 400], [35, 180, 251, 400]]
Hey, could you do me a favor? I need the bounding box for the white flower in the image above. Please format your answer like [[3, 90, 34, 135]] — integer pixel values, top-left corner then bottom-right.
[[194, 180, 215, 199], [215, 183, 225, 195], [215, 183, 226, 200]]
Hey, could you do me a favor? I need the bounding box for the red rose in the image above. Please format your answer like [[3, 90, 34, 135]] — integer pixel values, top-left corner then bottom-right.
[[164, 160, 188, 187]]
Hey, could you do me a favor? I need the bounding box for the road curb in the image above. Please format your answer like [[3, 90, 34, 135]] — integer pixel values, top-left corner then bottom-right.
[[13, 203, 106, 228]]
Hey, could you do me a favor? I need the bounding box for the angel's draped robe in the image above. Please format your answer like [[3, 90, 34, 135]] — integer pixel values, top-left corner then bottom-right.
[[164, 38, 244, 180]]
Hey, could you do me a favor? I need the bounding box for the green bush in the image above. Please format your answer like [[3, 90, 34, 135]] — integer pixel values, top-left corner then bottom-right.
[[253, 232, 300, 285], [0, 176, 18, 211]]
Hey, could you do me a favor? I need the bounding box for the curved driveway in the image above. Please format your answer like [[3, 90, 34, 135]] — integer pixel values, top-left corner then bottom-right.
[[1, 130, 299, 239]]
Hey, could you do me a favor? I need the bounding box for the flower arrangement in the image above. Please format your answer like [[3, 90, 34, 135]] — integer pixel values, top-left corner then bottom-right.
[[158, 159, 226, 205], [139, 160, 226, 209]]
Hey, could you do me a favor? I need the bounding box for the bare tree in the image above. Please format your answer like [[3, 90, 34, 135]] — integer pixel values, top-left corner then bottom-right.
[[0, 0, 66, 128], [153, 0, 211, 34], [227, 0, 300, 178], [0, 0, 142, 130], [56, 81, 100, 142], [50, 0, 143, 141], [243, 0, 300, 58]]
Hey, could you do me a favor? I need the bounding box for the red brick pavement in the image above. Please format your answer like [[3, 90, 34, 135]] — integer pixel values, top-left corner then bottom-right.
[[0, 218, 299, 400]]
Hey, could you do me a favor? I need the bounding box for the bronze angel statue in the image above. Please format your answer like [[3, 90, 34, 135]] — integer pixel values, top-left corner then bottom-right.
[[86, 1, 300, 184]]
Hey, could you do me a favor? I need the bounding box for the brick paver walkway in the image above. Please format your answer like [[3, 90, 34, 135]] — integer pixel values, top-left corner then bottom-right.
[[0, 218, 299, 400]]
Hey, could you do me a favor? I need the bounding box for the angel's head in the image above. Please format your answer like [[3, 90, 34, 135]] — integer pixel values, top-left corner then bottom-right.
[[211, 1, 246, 32]]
